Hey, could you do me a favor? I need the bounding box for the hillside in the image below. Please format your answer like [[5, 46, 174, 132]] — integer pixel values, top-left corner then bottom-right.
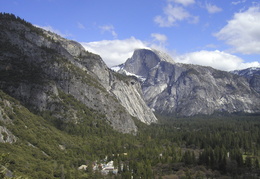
[[232, 67, 260, 93], [0, 13, 157, 134], [0, 89, 117, 178], [1, 89, 260, 178]]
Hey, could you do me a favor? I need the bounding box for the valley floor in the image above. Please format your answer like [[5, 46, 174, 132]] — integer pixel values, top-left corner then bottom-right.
[[1, 107, 260, 178]]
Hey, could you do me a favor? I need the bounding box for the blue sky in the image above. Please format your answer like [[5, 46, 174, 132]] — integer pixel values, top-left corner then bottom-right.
[[1, 0, 260, 71]]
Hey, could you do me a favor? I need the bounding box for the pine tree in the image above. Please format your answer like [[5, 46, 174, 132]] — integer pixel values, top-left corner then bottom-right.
[[254, 158, 259, 169], [245, 157, 252, 170]]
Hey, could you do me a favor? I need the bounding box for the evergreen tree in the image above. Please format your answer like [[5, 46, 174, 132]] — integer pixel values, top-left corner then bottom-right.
[[245, 157, 252, 170], [254, 158, 259, 169]]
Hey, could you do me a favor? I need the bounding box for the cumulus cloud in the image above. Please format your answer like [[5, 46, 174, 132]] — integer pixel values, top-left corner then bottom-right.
[[149, 33, 169, 52], [81, 37, 149, 67], [81, 37, 259, 71], [214, 6, 260, 54], [167, 0, 195, 6], [154, 4, 198, 27], [205, 3, 222, 14], [99, 25, 118, 38], [175, 50, 260, 71], [81, 36, 259, 71]]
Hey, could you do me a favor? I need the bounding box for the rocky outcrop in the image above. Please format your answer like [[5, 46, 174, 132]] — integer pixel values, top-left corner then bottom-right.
[[0, 14, 157, 133], [0, 99, 17, 143], [120, 49, 175, 80], [0, 126, 17, 143], [109, 74, 156, 123], [232, 67, 260, 93], [116, 49, 260, 116]]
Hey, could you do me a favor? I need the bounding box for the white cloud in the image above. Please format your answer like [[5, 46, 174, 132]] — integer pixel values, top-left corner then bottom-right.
[[214, 6, 260, 54], [99, 25, 117, 38], [205, 3, 222, 14], [154, 4, 198, 27], [81, 37, 260, 71], [81, 37, 149, 67], [175, 50, 260, 71], [150, 33, 169, 51], [151, 33, 168, 43], [231, 0, 246, 5], [168, 0, 195, 6]]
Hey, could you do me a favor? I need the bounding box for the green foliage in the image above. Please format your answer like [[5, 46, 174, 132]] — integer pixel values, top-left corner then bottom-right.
[[1, 88, 260, 178], [0, 12, 51, 41], [0, 13, 32, 27], [0, 89, 135, 178]]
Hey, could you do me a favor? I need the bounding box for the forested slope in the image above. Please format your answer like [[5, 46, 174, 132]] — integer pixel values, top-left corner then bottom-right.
[[1, 88, 259, 178]]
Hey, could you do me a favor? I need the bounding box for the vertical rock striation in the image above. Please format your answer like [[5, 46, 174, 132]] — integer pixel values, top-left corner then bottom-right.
[[0, 14, 157, 133], [116, 49, 260, 116]]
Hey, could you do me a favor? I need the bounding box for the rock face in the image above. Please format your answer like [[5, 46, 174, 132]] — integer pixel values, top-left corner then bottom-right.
[[0, 126, 17, 143], [232, 67, 260, 93], [0, 14, 157, 133], [116, 49, 260, 116], [0, 99, 17, 143], [121, 49, 175, 80]]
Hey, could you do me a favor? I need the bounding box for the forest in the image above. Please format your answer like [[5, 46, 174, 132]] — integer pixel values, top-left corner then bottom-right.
[[131, 114, 260, 178], [1, 94, 260, 179]]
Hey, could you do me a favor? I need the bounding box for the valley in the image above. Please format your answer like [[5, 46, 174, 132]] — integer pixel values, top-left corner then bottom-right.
[[1, 92, 259, 178], [0, 13, 260, 178]]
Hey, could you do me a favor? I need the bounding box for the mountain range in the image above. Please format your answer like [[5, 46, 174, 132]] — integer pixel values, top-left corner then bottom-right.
[[0, 13, 259, 136], [113, 48, 260, 116]]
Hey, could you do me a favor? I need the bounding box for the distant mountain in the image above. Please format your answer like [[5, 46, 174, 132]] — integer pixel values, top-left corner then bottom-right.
[[114, 49, 260, 116], [232, 67, 260, 93], [232, 67, 260, 77], [113, 49, 175, 80], [0, 13, 157, 134]]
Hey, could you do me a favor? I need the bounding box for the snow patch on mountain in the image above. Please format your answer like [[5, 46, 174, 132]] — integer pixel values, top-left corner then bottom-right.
[[111, 66, 147, 82]]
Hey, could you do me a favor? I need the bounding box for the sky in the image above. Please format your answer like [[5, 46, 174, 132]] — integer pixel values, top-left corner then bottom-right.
[[1, 0, 260, 71]]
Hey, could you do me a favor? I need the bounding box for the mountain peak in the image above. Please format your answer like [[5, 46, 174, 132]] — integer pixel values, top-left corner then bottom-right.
[[232, 67, 260, 77], [151, 49, 175, 64], [116, 49, 260, 116], [114, 48, 174, 80]]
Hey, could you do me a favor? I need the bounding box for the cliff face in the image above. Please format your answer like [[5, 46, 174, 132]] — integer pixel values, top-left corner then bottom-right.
[[0, 14, 157, 133], [232, 67, 260, 94], [116, 49, 260, 116]]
